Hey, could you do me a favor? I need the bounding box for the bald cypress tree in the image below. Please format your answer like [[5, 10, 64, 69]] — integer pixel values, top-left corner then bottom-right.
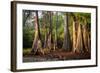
[[75, 23, 84, 53], [83, 21, 90, 53], [72, 16, 79, 52], [72, 13, 84, 53], [63, 13, 72, 51], [31, 11, 41, 54], [46, 11, 52, 50], [42, 12, 48, 48]]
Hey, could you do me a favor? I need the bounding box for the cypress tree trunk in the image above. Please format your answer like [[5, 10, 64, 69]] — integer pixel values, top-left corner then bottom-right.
[[42, 12, 47, 48], [88, 33, 91, 53], [83, 24, 90, 52], [73, 17, 84, 53], [54, 12, 58, 51], [47, 12, 52, 50], [63, 13, 71, 51], [75, 24, 84, 53], [73, 21, 77, 52], [31, 11, 41, 54]]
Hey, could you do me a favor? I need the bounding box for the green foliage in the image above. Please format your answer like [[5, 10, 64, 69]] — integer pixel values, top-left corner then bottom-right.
[[23, 27, 34, 48], [23, 48, 31, 56]]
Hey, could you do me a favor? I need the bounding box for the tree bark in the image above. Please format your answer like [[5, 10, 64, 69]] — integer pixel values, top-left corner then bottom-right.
[[54, 12, 58, 51], [31, 11, 41, 54], [75, 23, 84, 53], [47, 12, 52, 50], [83, 24, 90, 52], [42, 12, 47, 48], [63, 13, 71, 51], [72, 14, 80, 52], [73, 21, 76, 52]]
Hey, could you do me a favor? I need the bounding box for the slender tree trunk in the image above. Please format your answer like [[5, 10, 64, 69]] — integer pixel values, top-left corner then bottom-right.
[[54, 12, 58, 51], [75, 23, 84, 53], [47, 12, 52, 50], [31, 11, 41, 54], [43, 12, 47, 48], [72, 16, 79, 52], [63, 13, 71, 51], [73, 21, 76, 52], [83, 24, 90, 52], [88, 33, 91, 53]]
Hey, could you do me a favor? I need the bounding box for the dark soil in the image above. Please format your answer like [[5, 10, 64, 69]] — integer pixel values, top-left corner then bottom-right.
[[23, 49, 90, 62]]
